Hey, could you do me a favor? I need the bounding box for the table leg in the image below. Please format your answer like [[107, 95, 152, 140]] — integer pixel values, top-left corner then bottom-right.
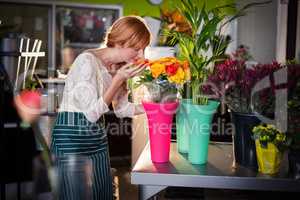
[[138, 185, 166, 200]]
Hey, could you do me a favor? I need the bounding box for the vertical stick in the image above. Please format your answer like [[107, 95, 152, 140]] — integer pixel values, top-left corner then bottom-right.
[[30, 40, 42, 79], [27, 39, 38, 76], [15, 38, 24, 90], [23, 38, 30, 89]]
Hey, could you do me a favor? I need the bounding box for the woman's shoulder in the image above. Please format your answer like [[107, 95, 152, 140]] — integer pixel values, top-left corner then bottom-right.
[[74, 51, 96, 64], [66, 52, 98, 81]]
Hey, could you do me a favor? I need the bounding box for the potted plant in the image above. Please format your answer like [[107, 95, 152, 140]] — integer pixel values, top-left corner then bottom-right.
[[206, 46, 285, 169], [137, 57, 190, 163], [163, 0, 250, 164], [252, 124, 290, 174]]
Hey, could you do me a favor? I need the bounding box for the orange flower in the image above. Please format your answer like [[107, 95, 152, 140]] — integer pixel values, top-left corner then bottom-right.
[[147, 57, 190, 84], [150, 63, 165, 78], [182, 60, 189, 70], [171, 10, 185, 24]]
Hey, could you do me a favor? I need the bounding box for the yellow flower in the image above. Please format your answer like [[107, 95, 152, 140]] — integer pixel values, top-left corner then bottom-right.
[[150, 63, 166, 78], [184, 68, 191, 81], [168, 67, 185, 84]]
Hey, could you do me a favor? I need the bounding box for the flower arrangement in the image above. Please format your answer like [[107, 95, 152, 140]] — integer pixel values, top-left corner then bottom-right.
[[137, 57, 190, 103], [252, 124, 290, 151], [158, 8, 192, 46], [163, 0, 271, 105], [205, 47, 283, 114], [252, 124, 290, 174]]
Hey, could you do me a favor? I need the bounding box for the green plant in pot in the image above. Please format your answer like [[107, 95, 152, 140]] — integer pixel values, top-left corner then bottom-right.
[[206, 45, 286, 169], [164, 0, 271, 164], [163, 0, 241, 164], [252, 124, 290, 174]]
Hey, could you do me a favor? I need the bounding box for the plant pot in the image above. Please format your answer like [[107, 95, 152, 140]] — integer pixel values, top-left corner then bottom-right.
[[255, 140, 283, 174], [183, 100, 220, 164], [176, 99, 192, 153], [288, 149, 300, 179], [231, 112, 260, 170], [142, 101, 179, 163]]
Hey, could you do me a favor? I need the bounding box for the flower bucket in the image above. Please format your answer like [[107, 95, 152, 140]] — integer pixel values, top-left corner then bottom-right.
[[142, 101, 179, 163], [231, 112, 260, 170], [255, 140, 283, 174], [176, 99, 192, 153], [184, 100, 219, 164]]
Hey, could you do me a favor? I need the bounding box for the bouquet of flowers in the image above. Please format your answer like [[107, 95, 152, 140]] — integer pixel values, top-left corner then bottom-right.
[[252, 124, 291, 151], [136, 57, 190, 103], [204, 47, 283, 114]]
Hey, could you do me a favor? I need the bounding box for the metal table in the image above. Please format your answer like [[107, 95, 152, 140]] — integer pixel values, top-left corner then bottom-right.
[[131, 142, 300, 200]]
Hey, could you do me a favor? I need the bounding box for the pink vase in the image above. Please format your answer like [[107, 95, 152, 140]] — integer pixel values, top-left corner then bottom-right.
[[142, 101, 179, 163]]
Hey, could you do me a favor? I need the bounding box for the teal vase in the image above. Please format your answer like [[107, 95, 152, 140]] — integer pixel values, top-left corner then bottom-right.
[[183, 100, 220, 164], [176, 99, 192, 153]]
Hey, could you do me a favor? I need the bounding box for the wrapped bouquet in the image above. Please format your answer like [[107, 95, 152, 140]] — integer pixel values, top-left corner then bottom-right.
[[137, 57, 190, 103], [135, 57, 190, 163]]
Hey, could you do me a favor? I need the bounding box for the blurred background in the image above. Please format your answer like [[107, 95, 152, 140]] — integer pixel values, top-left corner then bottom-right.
[[0, 0, 299, 199]]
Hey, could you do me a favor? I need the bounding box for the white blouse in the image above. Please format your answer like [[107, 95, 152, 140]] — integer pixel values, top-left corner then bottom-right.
[[59, 52, 135, 123]]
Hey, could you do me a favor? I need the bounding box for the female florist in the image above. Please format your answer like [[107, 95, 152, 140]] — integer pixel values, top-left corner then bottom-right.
[[1, 0, 300, 199]]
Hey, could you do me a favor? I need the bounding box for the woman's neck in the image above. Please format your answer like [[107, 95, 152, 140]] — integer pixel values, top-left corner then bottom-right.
[[93, 48, 114, 69]]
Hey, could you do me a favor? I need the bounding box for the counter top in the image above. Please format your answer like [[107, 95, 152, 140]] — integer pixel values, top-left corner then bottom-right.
[[131, 142, 300, 200]]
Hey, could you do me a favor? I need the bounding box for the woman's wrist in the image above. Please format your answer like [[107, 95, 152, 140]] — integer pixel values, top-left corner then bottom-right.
[[112, 73, 126, 86]]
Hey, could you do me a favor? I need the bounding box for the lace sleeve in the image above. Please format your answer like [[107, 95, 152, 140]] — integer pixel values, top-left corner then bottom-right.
[[70, 53, 109, 122], [112, 92, 135, 118]]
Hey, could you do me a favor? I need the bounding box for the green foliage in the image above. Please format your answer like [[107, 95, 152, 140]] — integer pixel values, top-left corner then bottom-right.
[[24, 77, 39, 91], [252, 124, 291, 152], [135, 69, 154, 87], [164, 0, 271, 105]]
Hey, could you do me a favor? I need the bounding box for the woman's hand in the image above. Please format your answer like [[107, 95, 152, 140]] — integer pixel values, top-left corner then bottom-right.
[[104, 62, 147, 106], [114, 62, 147, 83]]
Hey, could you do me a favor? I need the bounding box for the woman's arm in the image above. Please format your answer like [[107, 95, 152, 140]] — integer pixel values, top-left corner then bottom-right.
[[71, 53, 110, 123], [112, 87, 145, 118], [103, 63, 145, 106]]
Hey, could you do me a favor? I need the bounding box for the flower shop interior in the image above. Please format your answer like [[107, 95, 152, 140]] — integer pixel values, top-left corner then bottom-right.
[[1, 0, 300, 199]]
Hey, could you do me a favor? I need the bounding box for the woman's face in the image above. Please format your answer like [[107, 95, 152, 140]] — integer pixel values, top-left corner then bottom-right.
[[115, 43, 145, 64]]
